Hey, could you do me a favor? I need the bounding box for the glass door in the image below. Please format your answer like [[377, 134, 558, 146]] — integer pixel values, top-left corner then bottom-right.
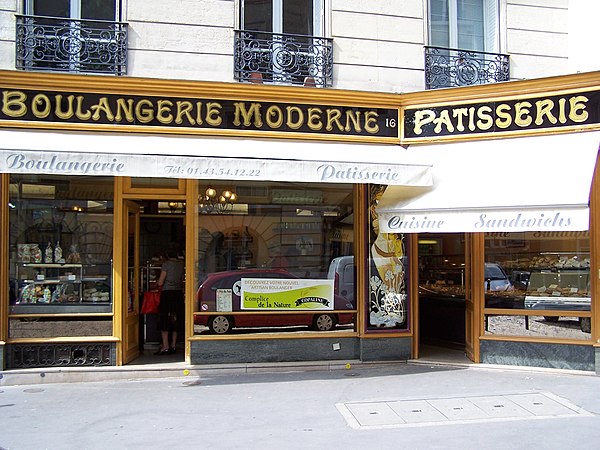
[[121, 200, 140, 364]]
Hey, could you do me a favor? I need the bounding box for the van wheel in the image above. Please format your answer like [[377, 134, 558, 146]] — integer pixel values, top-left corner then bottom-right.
[[544, 316, 559, 323], [312, 314, 336, 331], [580, 317, 591, 333], [209, 315, 232, 334]]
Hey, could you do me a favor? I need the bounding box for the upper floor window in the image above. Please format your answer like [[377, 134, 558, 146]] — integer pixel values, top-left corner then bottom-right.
[[16, 0, 127, 75], [241, 0, 323, 37], [428, 0, 499, 52], [235, 0, 333, 87], [425, 0, 508, 89]]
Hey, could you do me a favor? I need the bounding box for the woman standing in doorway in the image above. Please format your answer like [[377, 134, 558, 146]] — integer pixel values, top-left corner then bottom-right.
[[155, 249, 184, 355]]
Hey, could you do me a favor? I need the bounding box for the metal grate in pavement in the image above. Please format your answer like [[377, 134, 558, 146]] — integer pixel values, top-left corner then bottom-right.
[[336, 392, 592, 429]]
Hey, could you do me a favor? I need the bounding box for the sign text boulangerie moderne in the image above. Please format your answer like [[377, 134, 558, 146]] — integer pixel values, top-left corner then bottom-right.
[[0, 88, 398, 139]]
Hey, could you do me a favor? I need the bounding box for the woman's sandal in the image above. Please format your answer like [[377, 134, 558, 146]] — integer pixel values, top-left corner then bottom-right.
[[154, 348, 170, 355]]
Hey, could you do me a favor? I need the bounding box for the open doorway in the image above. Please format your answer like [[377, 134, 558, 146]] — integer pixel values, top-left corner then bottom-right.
[[127, 200, 186, 364], [417, 233, 472, 363]]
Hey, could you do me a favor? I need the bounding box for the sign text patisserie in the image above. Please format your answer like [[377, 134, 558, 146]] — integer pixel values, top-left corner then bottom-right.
[[403, 90, 600, 141]]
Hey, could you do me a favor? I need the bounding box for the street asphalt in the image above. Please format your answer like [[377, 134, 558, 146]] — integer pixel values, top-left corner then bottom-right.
[[1, 361, 599, 450]]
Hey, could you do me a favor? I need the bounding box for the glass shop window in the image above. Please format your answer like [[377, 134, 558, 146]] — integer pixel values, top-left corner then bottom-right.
[[193, 181, 356, 335], [367, 185, 410, 331], [8, 175, 114, 338], [484, 231, 591, 340]]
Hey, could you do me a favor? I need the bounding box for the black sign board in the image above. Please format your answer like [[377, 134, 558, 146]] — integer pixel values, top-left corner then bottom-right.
[[1, 88, 398, 139], [403, 90, 600, 140]]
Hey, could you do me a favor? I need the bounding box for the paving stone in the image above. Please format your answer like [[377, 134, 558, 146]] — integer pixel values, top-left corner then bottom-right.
[[387, 399, 448, 423], [467, 395, 533, 418], [344, 402, 405, 426]]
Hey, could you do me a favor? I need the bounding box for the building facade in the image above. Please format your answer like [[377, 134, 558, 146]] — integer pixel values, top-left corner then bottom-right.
[[1, 0, 599, 373]]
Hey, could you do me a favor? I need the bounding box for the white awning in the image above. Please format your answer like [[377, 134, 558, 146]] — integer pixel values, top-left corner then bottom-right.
[[0, 129, 432, 186], [377, 131, 600, 233]]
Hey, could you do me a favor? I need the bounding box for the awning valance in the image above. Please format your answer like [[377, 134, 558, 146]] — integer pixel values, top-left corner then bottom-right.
[[0, 129, 432, 186], [377, 131, 600, 233]]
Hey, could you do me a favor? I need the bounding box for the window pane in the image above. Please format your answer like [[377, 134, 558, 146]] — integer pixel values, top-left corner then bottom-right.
[[9, 175, 114, 330], [129, 177, 180, 190], [484, 315, 590, 340], [484, 231, 591, 338], [457, 0, 484, 51], [429, 0, 449, 47], [9, 318, 112, 338], [81, 0, 117, 21], [283, 0, 313, 35], [243, 0, 273, 32], [194, 181, 356, 335], [368, 185, 409, 331], [33, 0, 70, 17]]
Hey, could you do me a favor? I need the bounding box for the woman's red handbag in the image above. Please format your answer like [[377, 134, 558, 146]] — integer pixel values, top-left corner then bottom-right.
[[141, 290, 161, 314]]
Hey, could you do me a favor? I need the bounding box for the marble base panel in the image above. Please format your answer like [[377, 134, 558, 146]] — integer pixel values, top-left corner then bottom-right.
[[360, 336, 412, 361], [480, 340, 594, 372], [191, 337, 360, 365]]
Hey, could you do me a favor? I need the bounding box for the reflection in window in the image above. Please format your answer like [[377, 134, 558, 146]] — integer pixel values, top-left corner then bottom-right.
[[8, 175, 114, 332], [194, 181, 356, 335], [484, 315, 590, 340], [484, 231, 591, 337], [429, 0, 498, 52], [9, 318, 112, 339]]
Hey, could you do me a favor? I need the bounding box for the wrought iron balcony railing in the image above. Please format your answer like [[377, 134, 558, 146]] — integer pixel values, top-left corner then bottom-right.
[[15, 14, 128, 75], [234, 29, 333, 87], [424, 46, 509, 90]]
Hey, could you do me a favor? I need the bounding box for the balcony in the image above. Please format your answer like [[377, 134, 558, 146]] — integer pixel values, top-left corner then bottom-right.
[[15, 14, 128, 76], [424, 46, 509, 90], [234, 30, 333, 87]]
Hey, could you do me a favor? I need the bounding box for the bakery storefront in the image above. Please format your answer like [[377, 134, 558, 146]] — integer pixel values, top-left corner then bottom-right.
[[378, 72, 600, 372], [1, 70, 600, 373], [0, 70, 433, 369]]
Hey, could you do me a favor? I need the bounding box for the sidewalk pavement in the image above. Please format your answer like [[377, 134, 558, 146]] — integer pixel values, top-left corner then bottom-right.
[[1, 358, 599, 449]]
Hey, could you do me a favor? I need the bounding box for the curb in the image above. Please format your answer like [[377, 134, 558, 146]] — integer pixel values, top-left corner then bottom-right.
[[2, 358, 596, 387], [0, 359, 379, 386]]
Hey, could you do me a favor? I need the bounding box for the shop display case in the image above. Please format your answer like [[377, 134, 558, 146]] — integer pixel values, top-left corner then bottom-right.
[[485, 252, 590, 307], [11, 262, 112, 314], [485, 250, 591, 332], [524, 270, 590, 311]]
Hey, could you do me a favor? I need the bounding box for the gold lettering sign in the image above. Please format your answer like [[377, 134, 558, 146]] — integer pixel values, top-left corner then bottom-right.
[[0, 88, 398, 140], [404, 91, 599, 141]]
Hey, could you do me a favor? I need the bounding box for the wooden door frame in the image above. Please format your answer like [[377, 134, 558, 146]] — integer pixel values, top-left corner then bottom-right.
[[115, 177, 192, 364], [412, 232, 481, 362], [466, 233, 483, 362]]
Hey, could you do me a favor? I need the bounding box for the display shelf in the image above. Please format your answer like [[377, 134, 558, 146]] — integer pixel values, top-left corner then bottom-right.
[[524, 270, 590, 311], [9, 303, 112, 314], [12, 261, 112, 312]]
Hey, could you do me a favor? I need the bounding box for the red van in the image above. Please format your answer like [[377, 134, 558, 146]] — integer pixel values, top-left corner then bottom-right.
[[195, 268, 355, 334]]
